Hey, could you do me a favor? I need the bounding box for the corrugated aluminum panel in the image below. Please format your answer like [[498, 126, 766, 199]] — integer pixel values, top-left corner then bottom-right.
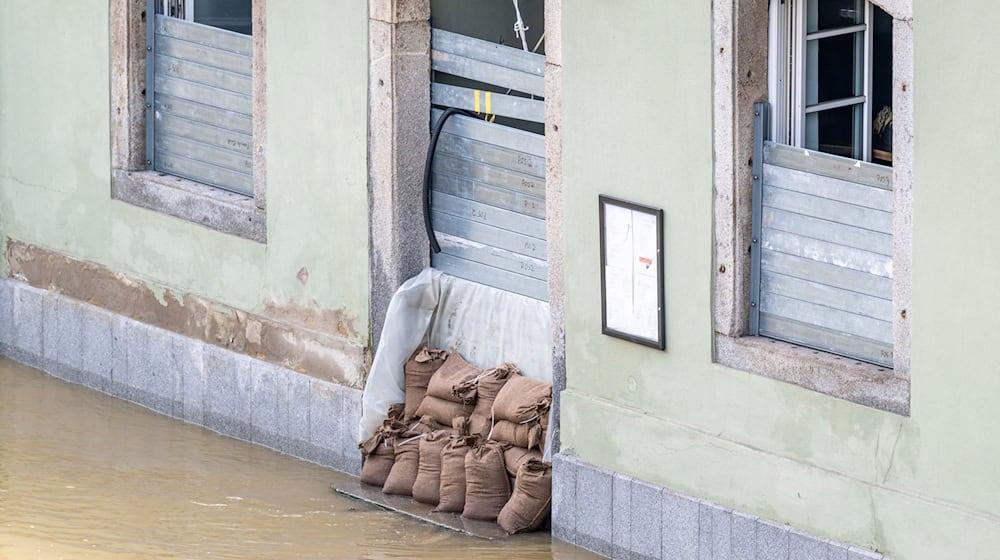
[[432, 29, 545, 78], [431, 173, 546, 220], [431, 83, 545, 124], [150, 14, 252, 196], [752, 133, 894, 366], [431, 47, 544, 97], [429, 30, 547, 301]]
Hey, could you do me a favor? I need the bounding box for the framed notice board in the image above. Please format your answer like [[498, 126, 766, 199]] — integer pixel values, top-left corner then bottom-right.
[[599, 195, 665, 350]]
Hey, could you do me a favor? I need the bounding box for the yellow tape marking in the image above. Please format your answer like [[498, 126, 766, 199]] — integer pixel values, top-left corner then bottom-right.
[[474, 89, 481, 113], [485, 91, 492, 115]]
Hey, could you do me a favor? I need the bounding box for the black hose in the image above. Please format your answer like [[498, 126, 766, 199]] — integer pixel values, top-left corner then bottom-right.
[[424, 107, 478, 254]]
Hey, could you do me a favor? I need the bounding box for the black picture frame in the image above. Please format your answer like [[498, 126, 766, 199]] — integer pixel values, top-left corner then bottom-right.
[[598, 195, 665, 350]]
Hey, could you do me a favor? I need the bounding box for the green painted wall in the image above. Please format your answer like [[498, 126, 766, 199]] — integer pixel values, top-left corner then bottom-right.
[[560, 2, 1000, 559], [0, 0, 370, 342]]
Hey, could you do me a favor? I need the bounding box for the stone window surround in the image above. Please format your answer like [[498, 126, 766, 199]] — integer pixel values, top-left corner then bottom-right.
[[712, 0, 913, 415], [110, 0, 267, 243]]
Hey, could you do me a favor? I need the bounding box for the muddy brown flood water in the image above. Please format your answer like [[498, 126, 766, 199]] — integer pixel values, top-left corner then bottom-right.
[[0, 358, 597, 559]]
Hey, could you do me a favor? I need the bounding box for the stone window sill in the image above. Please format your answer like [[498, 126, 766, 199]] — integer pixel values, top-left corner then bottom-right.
[[112, 170, 266, 243], [715, 334, 909, 416]]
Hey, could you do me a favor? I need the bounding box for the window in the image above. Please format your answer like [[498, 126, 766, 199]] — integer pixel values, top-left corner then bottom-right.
[[768, 0, 894, 165], [147, 0, 255, 195], [110, 0, 266, 242], [749, 0, 895, 367], [712, 0, 912, 414]]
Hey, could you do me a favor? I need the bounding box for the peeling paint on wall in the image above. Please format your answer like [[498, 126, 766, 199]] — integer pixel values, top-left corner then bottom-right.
[[6, 239, 366, 387]]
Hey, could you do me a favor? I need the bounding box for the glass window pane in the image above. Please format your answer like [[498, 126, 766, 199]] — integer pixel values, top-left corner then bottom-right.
[[195, 0, 253, 35], [806, 32, 864, 105], [871, 6, 893, 166], [807, 0, 864, 33], [157, 0, 186, 18], [805, 104, 863, 160]]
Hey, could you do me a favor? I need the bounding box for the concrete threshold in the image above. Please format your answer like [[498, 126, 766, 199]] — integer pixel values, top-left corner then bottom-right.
[[334, 481, 512, 540]]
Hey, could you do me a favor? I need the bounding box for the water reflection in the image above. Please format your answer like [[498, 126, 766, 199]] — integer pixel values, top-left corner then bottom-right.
[[0, 358, 595, 559]]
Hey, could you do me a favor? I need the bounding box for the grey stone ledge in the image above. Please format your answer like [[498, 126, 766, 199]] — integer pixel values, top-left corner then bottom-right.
[[551, 454, 888, 560], [715, 334, 910, 416], [112, 169, 266, 243]]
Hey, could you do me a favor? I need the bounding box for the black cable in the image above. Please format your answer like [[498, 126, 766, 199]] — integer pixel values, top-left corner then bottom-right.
[[424, 107, 478, 254]]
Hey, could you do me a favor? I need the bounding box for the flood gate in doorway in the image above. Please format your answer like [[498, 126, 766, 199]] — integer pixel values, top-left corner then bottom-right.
[[427, 28, 547, 302]]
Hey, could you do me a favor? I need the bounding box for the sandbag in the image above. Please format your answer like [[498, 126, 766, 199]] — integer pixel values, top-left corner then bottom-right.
[[462, 441, 511, 521], [503, 446, 542, 476], [358, 406, 407, 487], [498, 459, 552, 534], [404, 347, 448, 417], [359, 430, 396, 487], [386, 402, 406, 421], [382, 417, 437, 496], [435, 434, 478, 513], [465, 364, 516, 437], [411, 429, 452, 505], [415, 395, 473, 426], [425, 352, 481, 404], [451, 415, 472, 437], [492, 375, 552, 423], [490, 419, 544, 450]]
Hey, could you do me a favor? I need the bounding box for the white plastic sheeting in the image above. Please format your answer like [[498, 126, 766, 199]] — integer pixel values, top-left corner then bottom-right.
[[358, 268, 553, 450]]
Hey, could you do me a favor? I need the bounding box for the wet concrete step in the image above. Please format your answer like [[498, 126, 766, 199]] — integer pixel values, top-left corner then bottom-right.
[[333, 481, 511, 540]]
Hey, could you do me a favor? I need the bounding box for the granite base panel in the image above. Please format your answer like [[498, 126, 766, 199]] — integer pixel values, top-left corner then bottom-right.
[[0, 278, 362, 476], [551, 455, 888, 560]]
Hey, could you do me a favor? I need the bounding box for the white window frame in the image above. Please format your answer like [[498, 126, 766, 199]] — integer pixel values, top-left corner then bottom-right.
[[158, 0, 195, 20], [769, 0, 888, 163]]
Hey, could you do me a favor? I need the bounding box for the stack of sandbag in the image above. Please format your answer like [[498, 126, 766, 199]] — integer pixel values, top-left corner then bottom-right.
[[415, 352, 480, 426], [404, 347, 448, 417], [358, 348, 555, 534], [489, 374, 552, 453]]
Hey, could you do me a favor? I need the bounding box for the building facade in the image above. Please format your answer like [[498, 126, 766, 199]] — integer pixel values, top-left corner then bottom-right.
[[1, 1, 998, 559]]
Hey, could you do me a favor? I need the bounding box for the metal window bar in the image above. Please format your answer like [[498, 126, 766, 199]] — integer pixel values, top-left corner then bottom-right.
[[748, 102, 770, 335], [805, 23, 866, 41]]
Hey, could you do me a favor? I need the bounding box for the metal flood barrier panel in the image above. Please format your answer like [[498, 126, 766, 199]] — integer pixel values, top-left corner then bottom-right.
[[429, 29, 547, 301], [749, 103, 894, 367], [147, 12, 253, 196]]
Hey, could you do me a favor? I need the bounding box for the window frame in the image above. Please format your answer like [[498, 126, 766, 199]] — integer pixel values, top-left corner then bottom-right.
[[711, 0, 912, 415], [770, 0, 893, 164], [110, 0, 267, 243]]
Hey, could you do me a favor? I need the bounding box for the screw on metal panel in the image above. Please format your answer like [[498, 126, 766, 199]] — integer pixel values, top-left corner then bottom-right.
[[146, 160, 152, 165], [146, 103, 152, 108], [751, 302, 757, 307], [147, 46, 152, 51], [755, 111, 760, 116], [752, 238, 758, 243], [753, 175, 759, 180]]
